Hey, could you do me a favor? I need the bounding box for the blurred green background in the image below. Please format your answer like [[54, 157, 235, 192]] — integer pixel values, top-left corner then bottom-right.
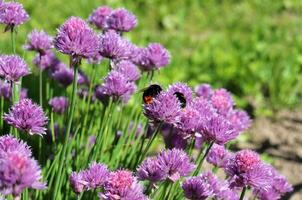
[[1, 0, 302, 116]]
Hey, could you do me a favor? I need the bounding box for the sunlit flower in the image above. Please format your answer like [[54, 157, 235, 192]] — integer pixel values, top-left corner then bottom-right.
[[4, 98, 48, 136], [0, 55, 30, 82]]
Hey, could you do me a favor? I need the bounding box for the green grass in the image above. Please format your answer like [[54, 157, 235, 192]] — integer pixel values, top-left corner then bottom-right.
[[1, 0, 302, 114]]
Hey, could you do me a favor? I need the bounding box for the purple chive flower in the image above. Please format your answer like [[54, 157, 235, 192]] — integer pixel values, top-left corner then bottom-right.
[[0, 151, 46, 197], [225, 150, 272, 190], [0, 55, 30, 82], [51, 63, 74, 87], [0, 80, 11, 100], [0, 1, 29, 30], [24, 30, 53, 54], [69, 171, 87, 194], [102, 170, 147, 200], [157, 148, 195, 182], [0, 135, 46, 197], [253, 165, 292, 200], [206, 144, 231, 168], [49, 96, 69, 114], [227, 109, 251, 133], [54, 17, 99, 61], [177, 106, 201, 137], [88, 6, 112, 30], [167, 82, 194, 105], [4, 98, 48, 136], [191, 96, 215, 118], [198, 114, 238, 145], [0, 135, 31, 156], [204, 171, 239, 200], [195, 83, 213, 99], [143, 91, 182, 125], [137, 157, 168, 183], [105, 8, 137, 32], [99, 70, 136, 101], [211, 89, 234, 115], [82, 162, 109, 190], [99, 30, 135, 61], [182, 175, 213, 200], [33, 50, 59, 71], [115, 60, 140, 82], [136, 43, 170, 71]]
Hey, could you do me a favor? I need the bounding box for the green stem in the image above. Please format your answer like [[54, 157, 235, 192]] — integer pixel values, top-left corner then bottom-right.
[[52, 61, 78, 200], [39, 68, 43, 107], [240, 186, 247, 200], [50, 111, 55, 143], [80, 64, 96, 141], [193, 141, 214, 176], [0, 97, 4, 131], [139, 122, 162, 163], [11, 28, 16, 54]]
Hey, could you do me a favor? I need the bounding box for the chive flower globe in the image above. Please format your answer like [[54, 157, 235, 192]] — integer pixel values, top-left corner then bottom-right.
[[202, 172, 239, 200], [157, 148, 195, 182], [206, 144, 231, 168], [227, 109, 251, 133], [49, 96, 69, 114], [105, 8, 137, 32], [253, 164, 293, 200], [176, 106, 201, 137], [210, 88, 234, 115], [88, 6, 112, 30], [99, 30, 136, 61], [33, 50, 59, 71], [51, 63, 74, 87], [54, 17, 99, 62], [69, 171, 86, 194], [136, 43, 170, 71], [82, 162, 109, 190], [143, 91, 182, 125], [101, 170, 147, 200], [182, 175, 213, 200], [69, 162, 109, 194], [115, 60, 140, 82], [0, 1, 29, 30], [0, 135, 31, 156], [137, 157, 168, 183], [195, 83, 213, 99], [24, 29, 53, 54], [99, 70, 136, 101], [4, 98, 48, 136], [225, 150, 272, 190], [0, 135, 46, 197], [198, 114, 238, 145], [0, 55, 30, 82]]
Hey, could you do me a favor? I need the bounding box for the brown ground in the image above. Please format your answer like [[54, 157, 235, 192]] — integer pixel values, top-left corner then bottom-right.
[[237, 108, 302, 200]]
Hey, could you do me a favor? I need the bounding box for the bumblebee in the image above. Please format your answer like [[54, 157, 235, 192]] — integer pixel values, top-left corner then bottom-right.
[[142, 84, 163, 104], [173, 92, 187, 108]]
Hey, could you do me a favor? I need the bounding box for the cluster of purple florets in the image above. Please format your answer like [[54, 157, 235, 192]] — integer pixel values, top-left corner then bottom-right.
[[0, 1, 293, 200], [70, 163, 148, 200], [141, 83, 292, 199], [143, 83, 251, 146], [0, 135, 46, 197]]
